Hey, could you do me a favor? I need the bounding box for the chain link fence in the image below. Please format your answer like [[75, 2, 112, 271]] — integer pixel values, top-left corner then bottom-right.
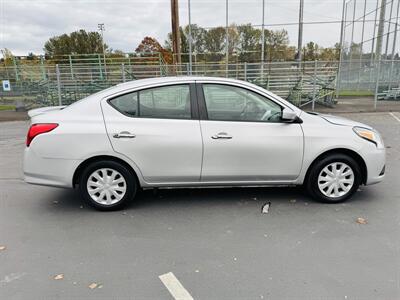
[[0, 55, 338, 109], [0, 53, 400, 110]]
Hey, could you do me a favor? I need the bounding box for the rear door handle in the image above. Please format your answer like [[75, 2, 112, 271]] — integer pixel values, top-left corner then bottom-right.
[[113, 131, 136, 139], [211, 132, 232, 139]]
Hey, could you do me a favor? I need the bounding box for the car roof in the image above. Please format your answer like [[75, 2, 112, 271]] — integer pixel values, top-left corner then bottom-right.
[[72, 76, 300, 113], [114, 76, 250, 89]]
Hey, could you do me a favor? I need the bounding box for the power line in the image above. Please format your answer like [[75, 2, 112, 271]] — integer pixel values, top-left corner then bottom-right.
[[199, 18, 399, 30]]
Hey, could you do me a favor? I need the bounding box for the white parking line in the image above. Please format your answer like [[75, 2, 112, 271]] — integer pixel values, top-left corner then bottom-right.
[[389, 112, 400, 123], [159, 272, 194, 300]]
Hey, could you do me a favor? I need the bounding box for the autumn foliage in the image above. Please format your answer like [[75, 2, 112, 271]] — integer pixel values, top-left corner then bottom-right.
[[135, 37, 173, 64]]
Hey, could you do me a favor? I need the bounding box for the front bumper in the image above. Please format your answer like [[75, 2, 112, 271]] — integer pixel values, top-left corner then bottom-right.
[[363, 147, 386, 185]]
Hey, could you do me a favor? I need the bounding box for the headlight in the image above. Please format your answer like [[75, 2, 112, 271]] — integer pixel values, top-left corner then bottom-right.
[[353, 126, 384, 149]]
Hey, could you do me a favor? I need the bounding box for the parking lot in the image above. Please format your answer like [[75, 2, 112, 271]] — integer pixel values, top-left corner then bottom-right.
[[0, 112, 399, 299]]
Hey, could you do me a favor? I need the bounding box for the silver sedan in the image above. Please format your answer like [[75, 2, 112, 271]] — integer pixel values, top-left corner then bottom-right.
[[23, 77, 385, 210]]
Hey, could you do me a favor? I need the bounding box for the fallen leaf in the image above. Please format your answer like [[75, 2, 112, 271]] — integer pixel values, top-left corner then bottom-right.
[[0, 245, 6, 251], [356, 217, 368, 224], [261, 202, 270, 214], [88, 282, 98, 289], [54, 274, 64, 280]]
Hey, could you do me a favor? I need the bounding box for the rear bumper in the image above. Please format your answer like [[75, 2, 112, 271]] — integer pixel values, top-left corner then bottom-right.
[[23, 148, 80, 188]]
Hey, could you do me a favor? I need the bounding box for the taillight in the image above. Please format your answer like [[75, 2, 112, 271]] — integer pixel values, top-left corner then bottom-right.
[[26, 123, 58, 147]]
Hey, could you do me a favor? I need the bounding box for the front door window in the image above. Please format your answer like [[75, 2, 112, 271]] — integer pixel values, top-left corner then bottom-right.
[[203, 84, 282, 122]]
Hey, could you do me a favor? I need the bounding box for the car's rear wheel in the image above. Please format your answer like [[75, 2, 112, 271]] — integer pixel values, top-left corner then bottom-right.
[[79, 160, 137, 210], [306, 154, 361, 203]]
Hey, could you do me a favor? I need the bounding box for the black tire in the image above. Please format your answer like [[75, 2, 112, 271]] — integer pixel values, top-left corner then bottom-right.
[[305, 153, 362, 203], [79, 160, 137, 211]]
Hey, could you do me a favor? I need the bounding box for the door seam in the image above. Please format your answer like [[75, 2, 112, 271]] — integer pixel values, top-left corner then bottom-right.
[[198, 120, 205, 182]]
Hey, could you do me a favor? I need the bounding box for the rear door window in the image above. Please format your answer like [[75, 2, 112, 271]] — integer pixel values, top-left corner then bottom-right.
[[109, 84, 191, 119]]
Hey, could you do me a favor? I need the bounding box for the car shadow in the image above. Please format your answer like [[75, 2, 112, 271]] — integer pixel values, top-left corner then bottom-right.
[[40, 184, 375, 213]]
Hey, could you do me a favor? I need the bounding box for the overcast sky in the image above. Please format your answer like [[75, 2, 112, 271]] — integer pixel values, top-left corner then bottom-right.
[[0, 0, 346, 56]]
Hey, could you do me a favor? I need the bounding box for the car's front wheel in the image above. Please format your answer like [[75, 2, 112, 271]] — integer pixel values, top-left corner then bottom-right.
[[306, 154, 362, 203], [79, 160, 137, 210]]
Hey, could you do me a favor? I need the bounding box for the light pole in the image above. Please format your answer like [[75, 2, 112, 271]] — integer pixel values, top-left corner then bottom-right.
[[336, 0, 347, 98], [225, 0, 229, 77], [297, 0, 304, 62], [98, 23, 107, 77], [261, 0, 265, 78], [188, 0, 193, 74]]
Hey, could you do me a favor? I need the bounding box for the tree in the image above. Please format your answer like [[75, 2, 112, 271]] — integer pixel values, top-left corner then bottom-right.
[[203, 27, 226, 61], [185, 24, 208, 53], [227, 25, 240, 56], [0, 48, 14, 65], [44, 29, 108, 56], [265, 29, 290, 61], [319, 47, 337, 61], [165, 27, 186, 62], [27, 52, 37, 60], [136, 36, 163, 53], [237, 24, 261, 62], [112, 50, 125, 56], [304, 41, 319, 61], [135, 36, 172, 64], [166, 24, 208, 53]]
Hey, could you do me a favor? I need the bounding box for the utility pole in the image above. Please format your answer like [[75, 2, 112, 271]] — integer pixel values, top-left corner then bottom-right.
[[98, 23, 107, 76], [296, 0, 304, 62], [171, 0, 181, 65], [261, 0, 265, 78], [188, 0, 192, 74]]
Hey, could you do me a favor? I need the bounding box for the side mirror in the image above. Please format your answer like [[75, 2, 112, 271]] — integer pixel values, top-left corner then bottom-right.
[[281, 108, 302, 123]]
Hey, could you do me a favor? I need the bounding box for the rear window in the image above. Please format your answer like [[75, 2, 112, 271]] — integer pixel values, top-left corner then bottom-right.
[[109, 84, 191, 119]]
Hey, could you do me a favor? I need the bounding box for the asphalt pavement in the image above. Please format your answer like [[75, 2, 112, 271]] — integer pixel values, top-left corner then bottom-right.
[[0, 112, 399, 299]]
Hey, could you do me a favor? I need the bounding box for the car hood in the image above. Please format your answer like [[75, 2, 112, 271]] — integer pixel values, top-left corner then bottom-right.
[[309, 112, 373, 129]]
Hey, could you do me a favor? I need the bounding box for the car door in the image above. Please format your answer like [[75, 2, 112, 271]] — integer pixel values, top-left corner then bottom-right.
[[198, 83, 304, 182], [101, 83, 203, 183]]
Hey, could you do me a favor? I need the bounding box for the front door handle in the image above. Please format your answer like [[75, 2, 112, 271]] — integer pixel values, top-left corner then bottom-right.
[[113, 131, 136, 139], [211, 132, 232, 139]]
